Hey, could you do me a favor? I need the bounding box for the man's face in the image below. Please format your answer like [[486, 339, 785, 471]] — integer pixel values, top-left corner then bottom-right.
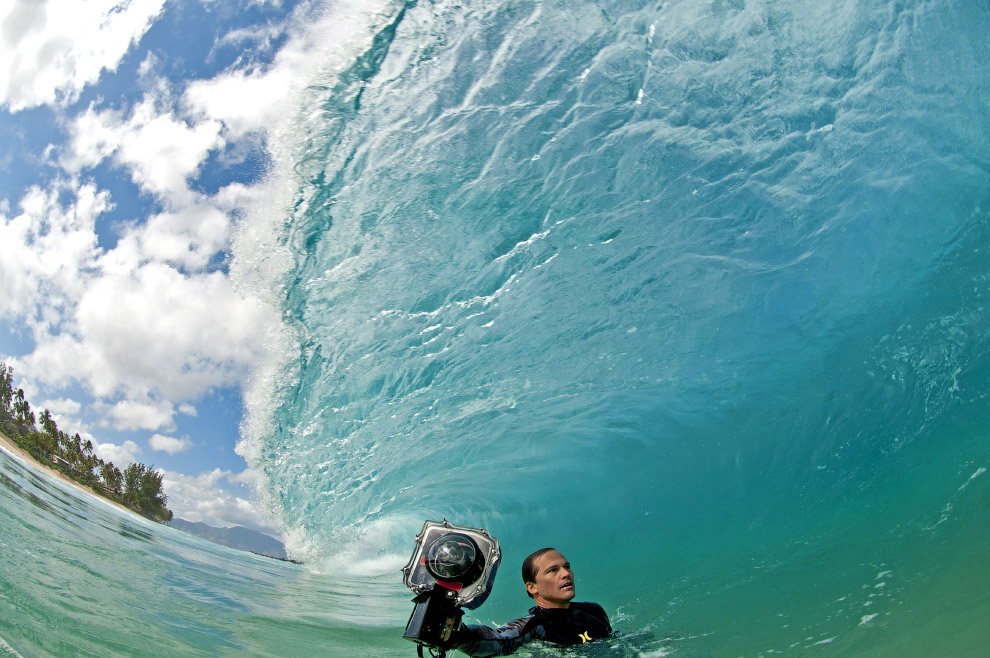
[[526, 550, 575, 609]]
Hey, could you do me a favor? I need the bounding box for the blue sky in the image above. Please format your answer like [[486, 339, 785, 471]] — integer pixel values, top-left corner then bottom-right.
[[0, 0, 393, 535]]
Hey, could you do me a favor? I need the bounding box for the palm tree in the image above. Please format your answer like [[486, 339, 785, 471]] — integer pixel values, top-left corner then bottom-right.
[[36, 430, 58, 456], [13, 389, 32, 427], [69, 432, 83, 462], [100, 463, 123, 495]]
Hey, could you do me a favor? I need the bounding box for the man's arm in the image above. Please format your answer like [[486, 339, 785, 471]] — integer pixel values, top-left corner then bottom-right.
[[449, 615, 541, 657]]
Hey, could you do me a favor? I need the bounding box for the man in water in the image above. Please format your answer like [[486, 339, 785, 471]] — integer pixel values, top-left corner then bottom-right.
[[449, 547, 612, 656]]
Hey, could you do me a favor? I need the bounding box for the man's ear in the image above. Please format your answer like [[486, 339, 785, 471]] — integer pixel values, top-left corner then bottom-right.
[[525, 581, 538, 596]]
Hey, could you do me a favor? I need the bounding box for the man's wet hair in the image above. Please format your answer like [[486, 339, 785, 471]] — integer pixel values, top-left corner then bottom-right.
[[521, 547, 557, 598]]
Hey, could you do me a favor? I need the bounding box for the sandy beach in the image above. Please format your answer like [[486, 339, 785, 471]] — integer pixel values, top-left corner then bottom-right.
[[0, 430, 139, 517]]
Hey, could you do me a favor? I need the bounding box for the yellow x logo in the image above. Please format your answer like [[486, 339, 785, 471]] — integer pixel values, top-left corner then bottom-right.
[[578, 631, 592, 643]]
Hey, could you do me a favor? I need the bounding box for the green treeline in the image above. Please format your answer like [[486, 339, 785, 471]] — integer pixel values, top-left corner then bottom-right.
[[0, 362, 173, 523]]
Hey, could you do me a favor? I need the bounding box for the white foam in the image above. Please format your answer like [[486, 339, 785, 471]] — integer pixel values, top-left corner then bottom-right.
[[231, 0, 410, 535], [959, 466, 986, 491], [292, 513, 424, 577], [637, 650, 673, 658], [493, 228, 551, 263], [0, 635, 26, 658]]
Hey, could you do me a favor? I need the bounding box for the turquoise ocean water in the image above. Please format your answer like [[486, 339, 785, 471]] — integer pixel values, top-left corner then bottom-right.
[[3, 0, 990, 655]]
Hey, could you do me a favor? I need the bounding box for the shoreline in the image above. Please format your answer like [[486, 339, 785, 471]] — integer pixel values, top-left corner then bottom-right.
[[0, 430, 139, 518]]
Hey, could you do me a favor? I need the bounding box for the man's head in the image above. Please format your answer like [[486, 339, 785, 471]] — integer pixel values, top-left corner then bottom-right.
[[521, 548, 575, 609]]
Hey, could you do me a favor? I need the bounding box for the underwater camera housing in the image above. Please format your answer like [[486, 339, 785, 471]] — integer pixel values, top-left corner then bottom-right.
[[402, 520, 500, 656]]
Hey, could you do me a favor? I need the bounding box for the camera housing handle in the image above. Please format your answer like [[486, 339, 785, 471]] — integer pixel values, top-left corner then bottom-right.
[[403, 584, 464, 657]]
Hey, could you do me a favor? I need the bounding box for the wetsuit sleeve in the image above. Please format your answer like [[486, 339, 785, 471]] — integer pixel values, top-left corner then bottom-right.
[[449, 615, 539, 657]]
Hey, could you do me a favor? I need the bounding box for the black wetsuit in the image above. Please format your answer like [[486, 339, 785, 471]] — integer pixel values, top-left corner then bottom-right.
[[451, 602, 612, 657]]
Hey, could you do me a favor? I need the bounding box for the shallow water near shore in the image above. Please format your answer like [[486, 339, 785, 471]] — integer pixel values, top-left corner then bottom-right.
[[0, 448, 404, 658], [4, 0, 990, 655]]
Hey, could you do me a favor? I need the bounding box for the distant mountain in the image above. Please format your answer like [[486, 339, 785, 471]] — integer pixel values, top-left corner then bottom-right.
[[168, 518, 289, 561]]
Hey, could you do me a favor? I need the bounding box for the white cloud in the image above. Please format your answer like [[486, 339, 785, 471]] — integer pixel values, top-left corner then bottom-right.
[[60, 105, 123, 172], [8, 178, 277, 432], [93, 439, 141, 468], [162, 467, 278, 534], [117, 107, 225, 203], [0, 181, 105, 325], [133, 203, 231, 269], [64, 96, 225, 204], [16, 261, 274, 433], [39, 397, 82, 417], [74, 263, 271, 397], [137, 50, 160, 79], [149, 433, 193, 455], [0, 0, 167, 111], [95, 397, 176, 432], [183, 67, 291, 141]]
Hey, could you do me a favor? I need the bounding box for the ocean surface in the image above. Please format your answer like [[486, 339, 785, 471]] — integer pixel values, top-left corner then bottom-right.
[[3, 0, 990, 655]]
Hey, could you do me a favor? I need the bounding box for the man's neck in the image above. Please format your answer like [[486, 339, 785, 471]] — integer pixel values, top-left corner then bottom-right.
[[534, 596, 570, 610]]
